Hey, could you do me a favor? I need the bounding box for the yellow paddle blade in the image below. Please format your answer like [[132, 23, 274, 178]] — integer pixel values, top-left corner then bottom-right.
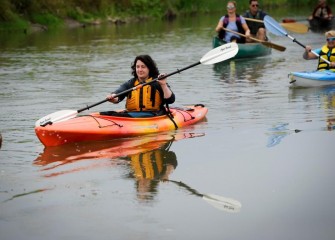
[[280, 22, 309, 34], [245, 17, 308, 34]]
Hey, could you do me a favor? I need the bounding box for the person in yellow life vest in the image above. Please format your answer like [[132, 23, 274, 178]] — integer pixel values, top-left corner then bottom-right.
[[303, 30, 335, 71], [104, 55, 175, 117]]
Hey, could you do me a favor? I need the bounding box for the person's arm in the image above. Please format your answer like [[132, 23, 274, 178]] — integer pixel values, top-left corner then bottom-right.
[[158, 73, 173, 96], [157, 73, 175, 104], [312, 6, 320, 17], [106, 80, 132, 103], [303, 46, 319, 60], [240, 17, 250, 38], [215, 17, 224, 32], [242, 23, 250, 37], [163, 86, 175, 104]]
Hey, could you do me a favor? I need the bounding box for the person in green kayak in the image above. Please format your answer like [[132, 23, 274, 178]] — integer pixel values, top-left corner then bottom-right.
[[243, 0, 267, 42], [104, 55, 175, 117], [215, 0, 251, 43], [303, 30, 335, 70]]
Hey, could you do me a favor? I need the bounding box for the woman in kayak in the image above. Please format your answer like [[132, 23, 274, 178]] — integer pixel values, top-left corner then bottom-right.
[[303, 30, 335, 71], [215, 0, 251, 43], [104, 55, 175, 117]]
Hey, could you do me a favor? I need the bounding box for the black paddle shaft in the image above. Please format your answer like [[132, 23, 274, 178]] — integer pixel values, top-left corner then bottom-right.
[[289, 36, 306, 49], [77, 61, 201, 113]]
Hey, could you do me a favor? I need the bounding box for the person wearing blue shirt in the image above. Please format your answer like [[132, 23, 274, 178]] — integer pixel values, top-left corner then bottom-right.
[[215, 1, 250, 43]]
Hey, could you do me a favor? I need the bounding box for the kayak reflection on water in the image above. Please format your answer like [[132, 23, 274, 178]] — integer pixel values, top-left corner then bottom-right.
[[289, 86, 335, 131], [34, 132, 202, 177], [34, 132, 242, 212], [266, 86, 335, 148]]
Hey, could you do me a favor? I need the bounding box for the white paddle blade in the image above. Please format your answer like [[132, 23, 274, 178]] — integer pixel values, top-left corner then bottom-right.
[[203, 193, 242, 213], [35, 110, 78, 127], [200, 42, 238, 65]]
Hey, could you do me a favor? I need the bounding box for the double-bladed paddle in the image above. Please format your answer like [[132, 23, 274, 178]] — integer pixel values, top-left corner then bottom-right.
[[264, 15, 330, 64], [222, 27, 286, 52], [244, 17, 309, 34], [35, 43, 239, 127]]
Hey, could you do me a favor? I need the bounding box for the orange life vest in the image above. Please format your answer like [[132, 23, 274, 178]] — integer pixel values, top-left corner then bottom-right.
[[130, 150, 163, 179], [125, 78, 163, 111]]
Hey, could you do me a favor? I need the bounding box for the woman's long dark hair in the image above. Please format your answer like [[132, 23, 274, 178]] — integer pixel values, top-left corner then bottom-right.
[[131, 55, 159, 79]]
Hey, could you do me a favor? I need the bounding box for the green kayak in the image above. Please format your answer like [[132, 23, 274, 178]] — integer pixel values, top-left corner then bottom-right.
[[212, 36, 271, 59]]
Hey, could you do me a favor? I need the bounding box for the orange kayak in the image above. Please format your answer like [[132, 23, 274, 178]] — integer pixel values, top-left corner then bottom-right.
[[35, 104, 208, 147]]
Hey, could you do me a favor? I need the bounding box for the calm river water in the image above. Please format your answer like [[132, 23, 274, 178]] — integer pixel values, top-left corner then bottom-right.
[[1, 11, 335, 240]]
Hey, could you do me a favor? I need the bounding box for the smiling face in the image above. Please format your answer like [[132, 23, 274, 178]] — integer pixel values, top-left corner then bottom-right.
[[136, 59, 150, 81]]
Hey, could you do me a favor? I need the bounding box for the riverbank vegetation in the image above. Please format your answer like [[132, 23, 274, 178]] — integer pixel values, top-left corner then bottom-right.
[[0, 0, 333, 32]]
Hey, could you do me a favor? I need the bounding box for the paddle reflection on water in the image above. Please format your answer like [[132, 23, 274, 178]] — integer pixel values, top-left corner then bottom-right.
[[265, 123, 299, 148], [213, 57, 269, 83], [122, 134, 241, 212]]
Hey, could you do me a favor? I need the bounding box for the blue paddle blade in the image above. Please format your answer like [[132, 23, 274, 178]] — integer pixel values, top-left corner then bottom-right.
[[264, 15, 329, 63], [264, 15, 288, 36]]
